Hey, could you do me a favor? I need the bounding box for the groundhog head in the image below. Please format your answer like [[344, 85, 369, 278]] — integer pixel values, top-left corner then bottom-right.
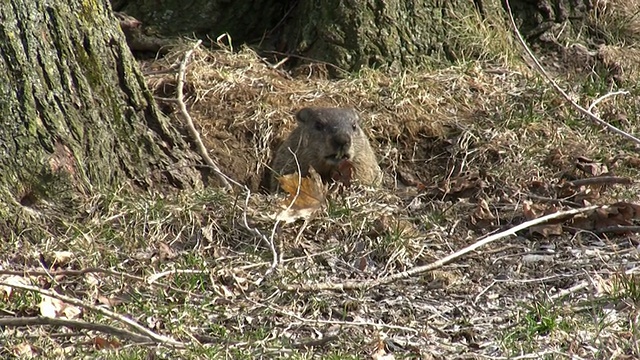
[[296, 107, 361, 167]]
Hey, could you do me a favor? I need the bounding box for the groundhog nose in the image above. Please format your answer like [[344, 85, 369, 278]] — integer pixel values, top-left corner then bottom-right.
[[332, 134, 351, 149]]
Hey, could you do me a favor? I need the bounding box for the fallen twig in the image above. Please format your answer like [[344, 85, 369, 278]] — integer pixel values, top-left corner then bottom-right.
[[567, 176, 634, 187], [0, 316, 151, 343], [504, 0, 640, 145], [588, 90, 630, 112], [0, 268, 204, 299], [176, 40, 233, 191], [283, 205, 601, 292], [247, 298, 419, 333], [0, 281, 186, 347]]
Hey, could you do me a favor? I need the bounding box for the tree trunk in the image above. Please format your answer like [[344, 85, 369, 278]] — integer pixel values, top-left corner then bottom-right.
[[111, 0, 612, 76], [113, 0, 290, 44], [281, 0, 477, 73], [0, 0, 201, 218], [507, 0, 593, 39], [113, 0, 490, 73]]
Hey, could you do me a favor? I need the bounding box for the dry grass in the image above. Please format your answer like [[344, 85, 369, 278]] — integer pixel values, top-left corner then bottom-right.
[[589, 0, 640, 44], [2, 4, 640, 359]]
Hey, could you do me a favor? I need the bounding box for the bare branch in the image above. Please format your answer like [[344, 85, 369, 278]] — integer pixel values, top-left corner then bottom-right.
[[567, 176, 634, 187], [0, 281, 186, 347], [504, 0, 640, 145], [283, 205, 601, 292], [0, 268, 204, 299], [0, 316, 150, 344], [176, 40, 233, 191], [588, 90, 630, 112]]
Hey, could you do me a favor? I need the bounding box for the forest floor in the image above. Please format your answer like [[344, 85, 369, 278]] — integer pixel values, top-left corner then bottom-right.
[[3, 4, 640, 360]]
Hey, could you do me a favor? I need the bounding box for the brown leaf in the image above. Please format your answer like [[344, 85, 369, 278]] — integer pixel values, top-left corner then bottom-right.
[[331, 159, 354, 186], [530, 222, 564, 237], [276, 168, 326, 223], [470, 199, 495, 229], [569, 202, 640, 233], [158, 242, 178, 261], [592, 202, 640, 230], [557, 181, 600, 205], [576, 156, 608, 176], [439, 172, 485, 199], [523, 202, 564, 237], [92, 336, 121, 350]]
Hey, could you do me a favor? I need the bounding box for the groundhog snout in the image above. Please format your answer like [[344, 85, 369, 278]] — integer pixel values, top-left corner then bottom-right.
[[330, 134, 353, 158]]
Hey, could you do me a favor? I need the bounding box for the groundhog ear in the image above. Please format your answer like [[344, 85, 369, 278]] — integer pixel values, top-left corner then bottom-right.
[[296, 108, 315, 124]]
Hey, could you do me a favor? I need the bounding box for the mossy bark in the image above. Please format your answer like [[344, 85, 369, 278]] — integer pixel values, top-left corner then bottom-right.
[[0, 0, 200, 217], [111, 0, 600, 74], [281, 0, 484, 73], [113, 0, 290, 44], [111, 0, 485, 72]]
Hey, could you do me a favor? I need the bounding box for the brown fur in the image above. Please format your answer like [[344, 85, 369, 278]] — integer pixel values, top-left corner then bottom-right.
[[268, 107, 382, 191]]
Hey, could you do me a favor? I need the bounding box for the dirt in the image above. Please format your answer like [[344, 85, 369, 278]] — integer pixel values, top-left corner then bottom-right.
[[131, 39, 640, 358]]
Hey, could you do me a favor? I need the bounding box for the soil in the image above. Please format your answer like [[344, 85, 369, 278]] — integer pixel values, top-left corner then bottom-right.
[[132, 37, 640, 357]]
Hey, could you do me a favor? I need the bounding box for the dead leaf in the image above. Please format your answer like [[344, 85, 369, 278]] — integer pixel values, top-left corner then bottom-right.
[[470, 199, 495, 229], [275, 168, 326, 223], [331, 159, 354, 186], [51, 251, 74, 265], [568, 202, 640, 233], [593, 203, 638, 230], [558, 180, 600, 205], [576, 156, 608, 176], [0, 275, 29, 299], [523, 202, 564, 237], [439, 172, 485, 199], [157, 242, 178, 261], [92, 336, 121, 350], [12, 343, 37, 358], [39, 294, 81, 319], [530, 222, 564, 237]]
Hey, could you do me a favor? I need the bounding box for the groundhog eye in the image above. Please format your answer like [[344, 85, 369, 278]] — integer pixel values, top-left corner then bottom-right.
[[352, 123, 357, 131], [314, 122, 325, 131]]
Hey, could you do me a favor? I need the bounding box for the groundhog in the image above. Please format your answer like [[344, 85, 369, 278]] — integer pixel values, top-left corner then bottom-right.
[[268, 107, 382, 191]]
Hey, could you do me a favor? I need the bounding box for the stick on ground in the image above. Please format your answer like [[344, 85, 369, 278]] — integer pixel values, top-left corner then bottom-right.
[[283, 205, 601, 292]]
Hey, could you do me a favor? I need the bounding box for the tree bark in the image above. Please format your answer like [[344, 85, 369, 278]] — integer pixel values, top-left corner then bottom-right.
[[282, 0, 476, 73], [113, 0, 290, 44], [111, 0, 607, 76], [113, 0, 485, 73], [0, 0, 200, 218], [507, 0, 593, 40]]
